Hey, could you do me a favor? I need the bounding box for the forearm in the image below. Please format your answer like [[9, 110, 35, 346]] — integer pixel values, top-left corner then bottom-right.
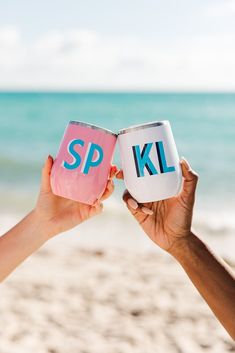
[[170, 232, 235, 340], [0, 210, 49, 282]]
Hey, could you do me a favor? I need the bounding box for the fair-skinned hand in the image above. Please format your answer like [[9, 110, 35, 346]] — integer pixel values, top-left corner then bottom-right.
[[35, 155, 117, 238], [0, 156, 116, 282], [116, 158, 198, 254]]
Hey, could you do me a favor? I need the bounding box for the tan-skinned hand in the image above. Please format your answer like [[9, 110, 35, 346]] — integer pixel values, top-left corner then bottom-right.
[[116, 158, 198, 254]]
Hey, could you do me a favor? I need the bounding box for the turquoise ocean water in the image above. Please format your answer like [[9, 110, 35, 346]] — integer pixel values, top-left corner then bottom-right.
[[0, 92, 235, 219]]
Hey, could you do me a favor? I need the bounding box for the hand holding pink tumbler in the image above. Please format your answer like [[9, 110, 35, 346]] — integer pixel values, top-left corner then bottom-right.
[[50, 121, 117, 205]]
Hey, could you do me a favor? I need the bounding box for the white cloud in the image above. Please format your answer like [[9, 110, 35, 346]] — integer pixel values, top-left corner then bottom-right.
[[0, 26, 21, 48], [0, 26, 235, 91], [0, 27, 23, 69], [205, 0, 235, 17]]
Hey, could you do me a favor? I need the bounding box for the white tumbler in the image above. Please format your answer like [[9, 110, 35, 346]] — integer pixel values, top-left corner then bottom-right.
[[118, 120, 182, 203]]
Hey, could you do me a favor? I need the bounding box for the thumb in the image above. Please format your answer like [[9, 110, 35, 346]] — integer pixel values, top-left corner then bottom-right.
[[179, 158, 199, 205], [122, 189, 140, 216], [40, 155, 54, 193]]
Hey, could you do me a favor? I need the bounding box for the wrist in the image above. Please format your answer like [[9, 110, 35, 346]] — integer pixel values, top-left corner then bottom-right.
[[30, 209, 56, 242], [167, 231, 197, 260]]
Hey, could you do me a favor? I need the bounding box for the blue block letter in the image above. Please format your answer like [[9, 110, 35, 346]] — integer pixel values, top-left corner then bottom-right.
[[132, 143, 158, 177], [63, 139, 84, 170], [82, 143, 104, 174], [155, 141, 175, 173]]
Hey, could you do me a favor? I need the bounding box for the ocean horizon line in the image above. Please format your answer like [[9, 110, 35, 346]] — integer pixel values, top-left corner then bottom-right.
[[0, 90, 235, 95]]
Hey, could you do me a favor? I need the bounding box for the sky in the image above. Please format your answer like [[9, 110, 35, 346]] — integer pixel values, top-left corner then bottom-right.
[[0, 0, 235, 91]]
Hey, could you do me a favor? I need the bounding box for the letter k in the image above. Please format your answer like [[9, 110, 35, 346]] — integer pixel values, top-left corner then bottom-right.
[[132, 143, 158, 177]]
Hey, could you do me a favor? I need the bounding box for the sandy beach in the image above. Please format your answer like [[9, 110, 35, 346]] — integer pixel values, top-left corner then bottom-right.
[[1, 89, 235, 352], [0, 231, 234, 353]]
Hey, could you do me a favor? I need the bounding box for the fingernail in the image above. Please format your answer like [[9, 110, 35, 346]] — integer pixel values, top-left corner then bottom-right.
[[109, 166, 118, 179], [111, 165, 117, 173], [142, 206, 154, 215], [127, 198, 138, 209]]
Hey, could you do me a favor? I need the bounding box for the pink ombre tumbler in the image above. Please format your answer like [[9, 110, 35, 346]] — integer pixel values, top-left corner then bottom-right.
[[50, 121, 117, 205]]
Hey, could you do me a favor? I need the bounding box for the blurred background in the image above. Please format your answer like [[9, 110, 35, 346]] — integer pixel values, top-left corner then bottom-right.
[[0, 1, 235, 352]]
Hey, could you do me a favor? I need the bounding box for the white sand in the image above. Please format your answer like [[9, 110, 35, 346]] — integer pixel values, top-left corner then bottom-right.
[[0, 243, 234, 353]]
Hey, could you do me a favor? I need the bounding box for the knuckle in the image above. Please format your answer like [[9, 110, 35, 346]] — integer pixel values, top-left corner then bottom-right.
[[188, 170, 199, 181], [192, 171, 199, 181]]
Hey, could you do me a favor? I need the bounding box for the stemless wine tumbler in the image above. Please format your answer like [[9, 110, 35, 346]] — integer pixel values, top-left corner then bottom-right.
[[118, 120, 182, 203], [50, 121, 117, 205]]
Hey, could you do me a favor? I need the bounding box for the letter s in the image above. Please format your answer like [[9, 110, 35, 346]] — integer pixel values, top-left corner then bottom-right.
[[63, 139, 84, 170]]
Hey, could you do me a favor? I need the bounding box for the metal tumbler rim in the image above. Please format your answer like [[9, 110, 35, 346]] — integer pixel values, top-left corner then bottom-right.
[[118, 120, 168, 135], [69, 120, 117, 137]]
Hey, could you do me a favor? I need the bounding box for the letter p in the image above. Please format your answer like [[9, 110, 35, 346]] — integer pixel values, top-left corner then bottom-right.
[[82, 143, 104, 174]]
